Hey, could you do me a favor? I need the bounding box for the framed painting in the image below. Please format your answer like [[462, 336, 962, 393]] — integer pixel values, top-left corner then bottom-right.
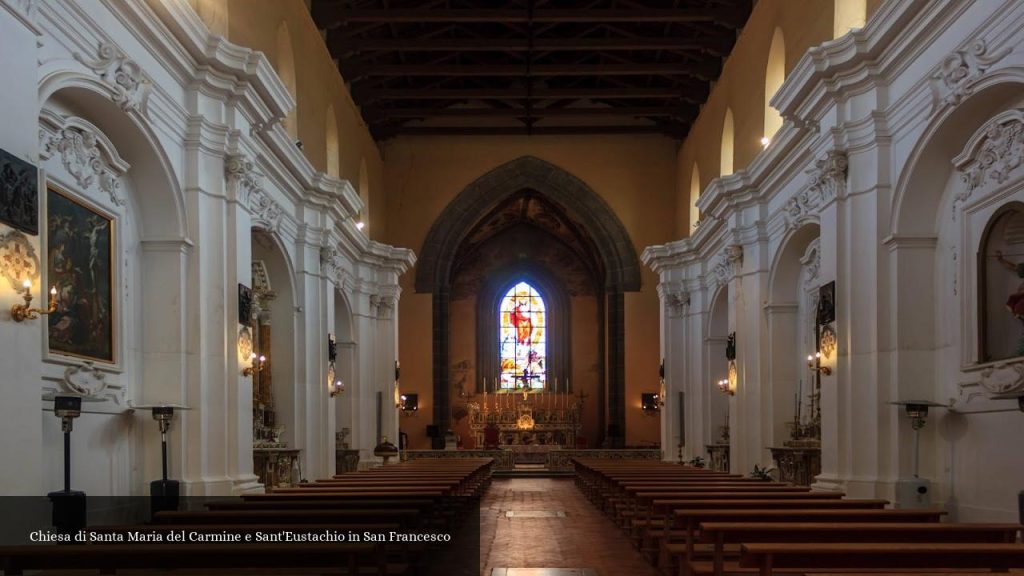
[[817, 281, 836, 325], [45, 185, 115, 364]]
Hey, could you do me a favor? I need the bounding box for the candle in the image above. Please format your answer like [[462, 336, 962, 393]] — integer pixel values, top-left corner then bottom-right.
[[21, 279, 30, 290]]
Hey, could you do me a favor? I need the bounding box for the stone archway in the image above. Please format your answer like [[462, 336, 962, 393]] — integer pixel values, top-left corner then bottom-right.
[[416, 156, 642, 446]]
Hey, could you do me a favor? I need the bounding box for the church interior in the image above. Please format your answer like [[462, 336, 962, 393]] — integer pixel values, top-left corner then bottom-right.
[[0, 0, 1023, 574]]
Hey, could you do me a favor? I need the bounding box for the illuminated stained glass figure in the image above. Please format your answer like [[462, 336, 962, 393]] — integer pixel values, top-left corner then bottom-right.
[[499, 281, 546, 390]]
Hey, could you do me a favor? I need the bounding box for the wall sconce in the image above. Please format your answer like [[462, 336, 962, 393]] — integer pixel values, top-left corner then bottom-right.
[[242, 353, 266, 377], [400, 393, 418, 416], [717, 378, 734, 396], [11, 280, 58, 322], [641, 393, 661, 416], [760, 136, 771, 148], [329, 377, 345, 397], [807, 352, 832, 375]]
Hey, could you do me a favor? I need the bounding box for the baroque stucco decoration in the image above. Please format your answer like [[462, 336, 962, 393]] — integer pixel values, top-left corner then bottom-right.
[[225, 154, 284, 232], [61, 362, 109, 397], [954, 109, 1024, 210], [712, 245, 743, 285], [978, 361, 1024, 395], [801, 238, 821, 287], [41, 126, 127, 206], [73, 41, 151, 114], [72, 40, 149, 115], [784, 150, 847, 230], [659, 281, 690, 318], [931, 39, 1011, 111]]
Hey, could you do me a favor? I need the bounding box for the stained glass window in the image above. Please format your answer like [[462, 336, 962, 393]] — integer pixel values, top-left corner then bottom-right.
[[499, 281, 546, 390]]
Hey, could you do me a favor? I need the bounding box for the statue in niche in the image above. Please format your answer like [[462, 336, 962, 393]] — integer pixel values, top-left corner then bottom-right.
[[994, 250, 1024, 355]]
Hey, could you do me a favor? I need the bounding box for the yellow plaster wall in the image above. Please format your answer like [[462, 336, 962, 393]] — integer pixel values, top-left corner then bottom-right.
[[188, 0, 385, 237], [382, 135, 677, 449], [675, 0, 883, 236]]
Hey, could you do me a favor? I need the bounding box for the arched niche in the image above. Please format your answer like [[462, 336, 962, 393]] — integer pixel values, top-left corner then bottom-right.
[[689, 164, 701, 232], [325, 105, 340, 178], [706, 286, 731, 447], [333, 289, 356, 449], [833, 0, 866, 38], [766, 223, 821, 446], [721, 108, 735, 177], [417, 156, 641, 447], [274, 22, 298, 139], [764, 28, 786, 141], [37, 83, 188, 495], [250, 229, 298, 450], [978, 203, 1024, 362], [357, 157, 369, 231]]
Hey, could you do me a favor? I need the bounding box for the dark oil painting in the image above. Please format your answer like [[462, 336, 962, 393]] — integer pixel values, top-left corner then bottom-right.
[[47, 187, 114, 363]]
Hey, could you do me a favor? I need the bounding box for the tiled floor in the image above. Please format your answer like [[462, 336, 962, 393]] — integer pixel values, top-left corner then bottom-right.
[[480, 478, 660, 576]]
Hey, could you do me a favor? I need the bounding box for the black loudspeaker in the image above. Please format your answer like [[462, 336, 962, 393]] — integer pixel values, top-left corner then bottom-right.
[[426, 425, 439, 438]]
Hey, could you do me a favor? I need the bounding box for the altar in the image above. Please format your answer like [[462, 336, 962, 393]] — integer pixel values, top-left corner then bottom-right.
[[467, 394, 582, 450]]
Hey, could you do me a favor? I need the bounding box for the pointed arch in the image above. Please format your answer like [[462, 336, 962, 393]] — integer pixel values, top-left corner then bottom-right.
[[689, 163, 701, 232], [720, 108, 735, 177], [325, 105, 340, 178], [764, 27, 786, 141], [834, 0, 866, 38], [275, 22, 298, 139], [415, 156, 641, 293]]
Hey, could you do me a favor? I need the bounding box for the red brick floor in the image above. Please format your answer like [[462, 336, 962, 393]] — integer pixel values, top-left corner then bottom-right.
[[480, 478, 661, 576]]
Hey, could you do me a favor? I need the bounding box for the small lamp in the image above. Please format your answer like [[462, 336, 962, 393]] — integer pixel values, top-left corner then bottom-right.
[[242, 353, 266, 377], [399, 393, 418, 416], [641, 393, 661, 416], [890, 400, 947, 478], [807, 352, 832, 375], [717, 378, 734, 396], [11, 280, 59, 323]]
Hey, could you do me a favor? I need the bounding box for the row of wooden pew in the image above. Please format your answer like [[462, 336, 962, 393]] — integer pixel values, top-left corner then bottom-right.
[[0, 457, 493, 575], [573, 458, 1024, 576]]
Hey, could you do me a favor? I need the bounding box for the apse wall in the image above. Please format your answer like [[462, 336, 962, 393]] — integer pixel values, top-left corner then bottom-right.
[[382, 135, 677, 449]]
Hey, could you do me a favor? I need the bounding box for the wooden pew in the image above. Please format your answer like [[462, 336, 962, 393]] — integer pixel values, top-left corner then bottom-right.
[[738, 542, 1024, 576], [696, 522, 1022, 576]]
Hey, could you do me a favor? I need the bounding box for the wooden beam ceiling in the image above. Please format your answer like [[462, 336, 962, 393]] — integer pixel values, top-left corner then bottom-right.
[[309, 0, 753, 140]]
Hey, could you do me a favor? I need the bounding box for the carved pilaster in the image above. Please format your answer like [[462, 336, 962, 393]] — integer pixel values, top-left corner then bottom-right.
[[225, 154, 284, 232], [712, 245, 743, 286]]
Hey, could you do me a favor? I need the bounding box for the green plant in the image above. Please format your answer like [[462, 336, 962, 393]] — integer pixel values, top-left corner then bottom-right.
[[750, 464, 775, 481], [687, 456, 706, 468]]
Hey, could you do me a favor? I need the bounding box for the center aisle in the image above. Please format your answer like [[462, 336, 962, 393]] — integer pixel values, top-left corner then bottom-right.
[[479, 477, 661, 575]]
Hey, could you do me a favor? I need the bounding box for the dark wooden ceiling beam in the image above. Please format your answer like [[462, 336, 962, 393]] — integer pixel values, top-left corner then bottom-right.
[[354, 86, 703, 102], [373, 124, 690, 138], [331, 35, 732, 55], [363, 105, 697, 119], [342, 62, 719, 79], [313, 7, 736, 27]]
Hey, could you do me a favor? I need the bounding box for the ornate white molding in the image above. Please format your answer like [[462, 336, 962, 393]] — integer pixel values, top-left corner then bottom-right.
[[931, 39, 1011, 111], [978, 360, 1024, 395], [658, 281, 690, 318], [954, 109, 1024, 209], [712, 245, 743, 285], [73, 41, 151, 114], [61, 362, 108, 397], [808, 150, 848, 205], [42, 127, 126, 206], [225, 154, 284, 232], [784, 150, 846, 230]]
